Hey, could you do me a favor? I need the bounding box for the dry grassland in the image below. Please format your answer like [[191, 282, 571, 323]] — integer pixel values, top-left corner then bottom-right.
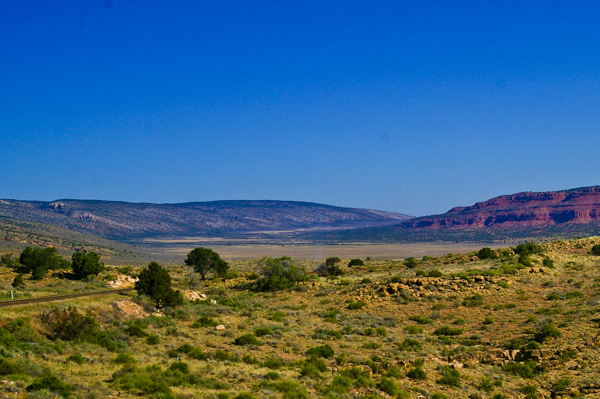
[[1, 238, 600, 398]]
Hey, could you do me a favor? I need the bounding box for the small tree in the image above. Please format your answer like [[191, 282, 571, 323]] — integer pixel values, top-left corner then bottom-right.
[[320, 257, 343, 276], [477, 247, 497, 259], [185, 247, 229, 280], [19, 246, 70, 280], [591, 244, 600, 256], [12, 274, 25, 288], [347, 258, 364, 267], [404, 257, 418, 269], [135, 262, 183, 308], [253, 256, 308, 292], [71, 252, 105, 279]]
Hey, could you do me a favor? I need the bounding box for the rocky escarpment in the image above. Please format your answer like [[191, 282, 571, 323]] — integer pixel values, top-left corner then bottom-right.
[[402, 186, 600, 230]]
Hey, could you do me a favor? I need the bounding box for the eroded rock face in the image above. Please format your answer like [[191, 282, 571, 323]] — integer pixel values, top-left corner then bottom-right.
[[402, 186, 600, 230]]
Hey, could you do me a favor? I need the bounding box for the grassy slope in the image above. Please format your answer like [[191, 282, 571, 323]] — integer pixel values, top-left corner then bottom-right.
[[2, 238, 600, 398], [0, 216, 158, 265]]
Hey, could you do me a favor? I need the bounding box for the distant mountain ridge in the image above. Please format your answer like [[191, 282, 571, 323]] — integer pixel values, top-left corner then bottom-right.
[[0, 199, 411, 240], [316, 186, 600, 242]]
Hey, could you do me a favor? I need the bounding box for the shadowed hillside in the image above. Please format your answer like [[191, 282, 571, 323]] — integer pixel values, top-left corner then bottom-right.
[[0, 199, 411, 240]]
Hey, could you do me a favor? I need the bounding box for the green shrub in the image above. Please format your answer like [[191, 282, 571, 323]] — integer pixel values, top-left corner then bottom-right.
[[404, 257, 418, 268], [177, 343, 193, 354], [323, 375, 353, 395], [242, 355, 259, 364], [462, 293, 483, 307], [252, 256, 308, 292], [407, 367, 427, 380], [428, 268, 443, 277], [434, 326, 463, 336], [347, 301, 366, 310], [514, 242, 544, 256], [547, 292, 562, 300], [552, 377, 571, 392], [311, 329, 342, 340], [520, 384, 538, 398], [0, 358, 23, 375], [565, 290, 584, 299], [124, 321, 148, 338], [437, 366, 461, 387], [135, 262, 183, 308], [169, 361, 190, 374], [348, 259, 364, 267], [478, 247, 497, 259], [66, 354, 86, 364], [255, 326, 273, 337], [41, 306, 98, 341], [26, 373, 73, 397], [12, 274, 25, 288], [188, 347, 208, 360], [533, 320, 561, 343], [191, 315, 218, 328], [262, 357, 284, 370], [398, 338, 422, 351], [234, 334, 262, 346], [483, 316, 495, 325], [497, 280, 510, 288], [404, 325, 423, 334], [214, 350, 239, 362], [409, 315, 433, 324], [112, 353, 137, 364], [111, 365, 176, 399], [265, 371, 281, 380], [379, 377, 402, 396], [503, 361, 539, 379], [306, 344, 334, 359], [431, 393, 449, 399], [234, 393, 256, 399], [300, 357, 327, 377], [591, 244, 600, 255], [146, 334, 160, 345], [340, 367, 374, 388]]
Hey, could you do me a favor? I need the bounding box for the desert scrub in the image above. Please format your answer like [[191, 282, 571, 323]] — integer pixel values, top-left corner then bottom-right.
[[436, 366, 462, 387], [234, 334, 262, 346], [300, 357, 328, 377], [404, 325, 423, 334], [306, 344, 334, 359], [407, 366, 427, 380], [532, 320, 561, 343], [409, 315, 433, 324], [462, 293, 484, 307], [26, 373, 73, 398], [191, 315, 218, 328], [434, 326, 463, 336], [398, 338, 422, 351], [503, 361, 539, 379], [311, 328, 342, 340], [347, 300, 366, 310], [254, 326, 273, 337]]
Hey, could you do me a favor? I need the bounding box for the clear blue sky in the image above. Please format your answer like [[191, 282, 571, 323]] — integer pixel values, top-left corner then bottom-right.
[[1, 1, 599, 216]]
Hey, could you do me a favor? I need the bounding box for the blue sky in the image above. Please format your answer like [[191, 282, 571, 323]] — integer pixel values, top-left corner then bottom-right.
[[1, 1, 599, 216]]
